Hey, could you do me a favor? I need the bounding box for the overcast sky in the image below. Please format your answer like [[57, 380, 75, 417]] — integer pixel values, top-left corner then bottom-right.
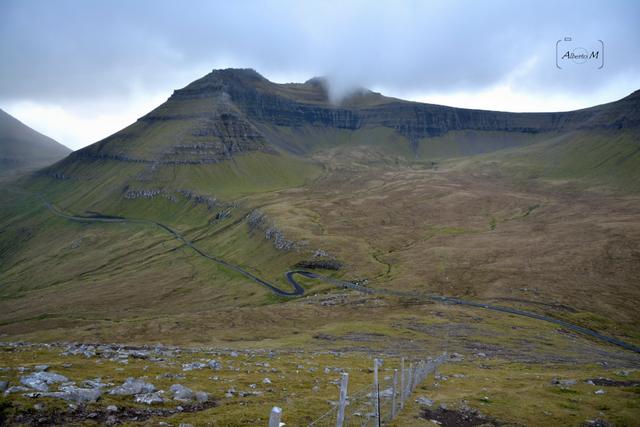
[[1, 0, 639, 150]]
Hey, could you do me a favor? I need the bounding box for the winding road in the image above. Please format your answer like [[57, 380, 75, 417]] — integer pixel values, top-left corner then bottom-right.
[[14, 189, 640, 354]]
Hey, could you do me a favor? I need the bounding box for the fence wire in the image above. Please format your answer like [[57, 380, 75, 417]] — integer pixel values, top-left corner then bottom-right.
[[306, 353, 447, 427]]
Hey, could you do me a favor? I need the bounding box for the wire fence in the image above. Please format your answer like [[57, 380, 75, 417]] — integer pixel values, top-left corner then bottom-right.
[[270, 352, 447, 427]]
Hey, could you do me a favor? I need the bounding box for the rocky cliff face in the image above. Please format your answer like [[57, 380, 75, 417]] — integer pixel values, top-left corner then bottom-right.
[[170, 68, 640, 144], [63, 68, 640, 166]]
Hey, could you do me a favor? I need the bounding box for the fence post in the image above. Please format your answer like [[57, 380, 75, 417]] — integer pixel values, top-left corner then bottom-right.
[[408, 362, 413, 393], [400, 358, 405, 409], [336, 372, 348, 427], [268, 406, 281, 427], [373, 358, 380, 427], [391, 368, 398, 419]]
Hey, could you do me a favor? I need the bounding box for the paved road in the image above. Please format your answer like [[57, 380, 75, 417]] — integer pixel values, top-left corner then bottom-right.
[[19, 189, 640, 354]]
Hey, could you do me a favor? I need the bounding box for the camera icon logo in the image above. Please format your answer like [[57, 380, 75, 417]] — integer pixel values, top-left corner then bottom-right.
[[556, 37, 604, 70]]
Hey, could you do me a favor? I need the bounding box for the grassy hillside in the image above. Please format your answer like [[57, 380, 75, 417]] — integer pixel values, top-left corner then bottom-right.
[[0, 108, 71, 176], [454, 130, 640, 192]]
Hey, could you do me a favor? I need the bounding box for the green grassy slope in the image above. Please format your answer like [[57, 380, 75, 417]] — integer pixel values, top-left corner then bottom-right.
[[454, 130, 640, 192]]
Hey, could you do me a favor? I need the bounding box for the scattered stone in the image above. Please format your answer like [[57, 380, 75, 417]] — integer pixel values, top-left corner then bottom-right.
[[449, 353, 464, 362], [179, 424, 194, 427], [4, 385, 31, 394], [263, 377, 272, 385], [195, 391, 209, 403], [182, 362, 207, 371], [34, 365, 49, 372], [583, 419, 614, 427], [594, 389, 605, 395], [170, 384, 194, 402], [48, 386, 102, 403], [230, 351, 239, 357], [551, 378, 577, 387], [82, 378, 110, 389], [0, 381, 8, 392], [416, 396, 435, 406], [106, 405, 118, 413], [33, 403, 45, 411], [135, 391, 165, 404], [20, 371, 69, 391], [586, 377, 640, 387], [452, 374, 466, 378], [476, 352, 487, 358], [109, 377, 156, 396], [207, 359, 222, 370]]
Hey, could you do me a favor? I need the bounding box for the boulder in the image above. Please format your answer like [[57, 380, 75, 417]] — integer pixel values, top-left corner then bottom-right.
[[135, 392, 164, 404], [182, 362, 207, 371], [109, 377, 156, 396], [0, 381, 7, 392], [207, 359, 222, 370], [195, 391, 209, 402], [48, 386, 102, 403], [416, 396, 435, 407], [169, 384, 194, 402], [20, 371, 69, 392], [4, 385, 30, 394], [551, 378, 577, 387]]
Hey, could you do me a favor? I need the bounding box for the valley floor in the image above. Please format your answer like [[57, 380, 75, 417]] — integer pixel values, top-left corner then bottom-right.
[[1, 149, 640, 425]]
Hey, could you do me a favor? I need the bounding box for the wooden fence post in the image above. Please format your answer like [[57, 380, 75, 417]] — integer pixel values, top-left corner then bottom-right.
[[268, 406, 281, 427], [336, 372, 348, 427]]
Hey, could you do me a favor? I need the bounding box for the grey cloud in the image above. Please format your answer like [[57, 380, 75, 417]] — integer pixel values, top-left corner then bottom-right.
[[0, 0, 638, 103]]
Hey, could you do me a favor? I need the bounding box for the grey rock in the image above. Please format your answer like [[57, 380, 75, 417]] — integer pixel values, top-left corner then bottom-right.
[[195, 391, 209, 402], [109, 377, 156, 395], [551, 378, 577, 387], [106, 405, 118, 413], [230, 351, 239, 357], [4, 385, 31, 394], [416, 396, 434, 407], [169, 384, 194, 402], [594, 389, 606, 395], [20, 371, 69, 391], [179, 424, 194, 427], [182, 362, 207, 371], [81, 378, 110, 389], [34, 365, 49, 372], [134, 391, 164, 404], [129, 350, 150, 359], [262, 377, 272, 384], [48, 386, 102, 403], [0, 381, 8, 392], [207, 359, 222, 370]]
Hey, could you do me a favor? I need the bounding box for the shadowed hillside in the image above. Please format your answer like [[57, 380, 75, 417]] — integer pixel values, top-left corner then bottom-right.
[[0, 108, 71, 176]]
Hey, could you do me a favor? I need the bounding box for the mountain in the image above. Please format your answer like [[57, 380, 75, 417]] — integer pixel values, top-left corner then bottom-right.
[[0, 108, 71, 176], [1, 68, 640, 364], [38, 68, 639, 213], [63, 68, 640, 162]]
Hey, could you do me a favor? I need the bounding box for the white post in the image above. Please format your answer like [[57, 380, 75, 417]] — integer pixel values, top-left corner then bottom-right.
[[336, 372, 348, 427], [373, 359, 380, 427], [400, 358, 405, 409], [268, 406, 281, 427], [391, 368, 398, 419], [408, 362, 414, 393]]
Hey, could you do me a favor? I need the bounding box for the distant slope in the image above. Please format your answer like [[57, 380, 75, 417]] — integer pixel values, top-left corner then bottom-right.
[[0, 108, 71, 175]]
